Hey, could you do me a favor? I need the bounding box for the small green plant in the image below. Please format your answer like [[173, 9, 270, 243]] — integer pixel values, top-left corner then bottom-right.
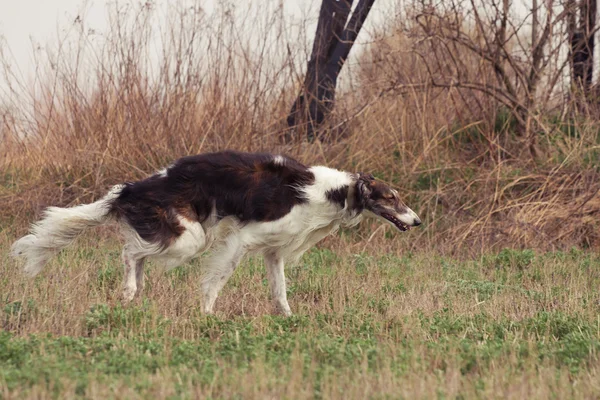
[[491, 248, 535, 270]]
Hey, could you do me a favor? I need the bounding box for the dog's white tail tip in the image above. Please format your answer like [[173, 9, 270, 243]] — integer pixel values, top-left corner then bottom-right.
[[11, 234, 35, 257], [11, 234, 49, 277]]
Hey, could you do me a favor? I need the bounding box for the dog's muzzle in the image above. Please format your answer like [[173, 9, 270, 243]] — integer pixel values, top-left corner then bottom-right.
[[380, 207, 421, 231]]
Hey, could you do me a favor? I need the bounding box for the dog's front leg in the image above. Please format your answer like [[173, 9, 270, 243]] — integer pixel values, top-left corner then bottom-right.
[[264, 251, 292, 317]]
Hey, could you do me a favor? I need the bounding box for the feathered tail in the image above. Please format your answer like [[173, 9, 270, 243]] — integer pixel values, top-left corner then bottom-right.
[[11, 185, 124, 276]]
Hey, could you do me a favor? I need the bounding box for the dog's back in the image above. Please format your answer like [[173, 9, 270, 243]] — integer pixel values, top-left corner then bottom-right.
[[110, 150, 316, 249]]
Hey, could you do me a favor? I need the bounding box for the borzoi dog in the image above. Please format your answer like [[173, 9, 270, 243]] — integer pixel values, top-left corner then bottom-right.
[[11, 151, 421, 316]]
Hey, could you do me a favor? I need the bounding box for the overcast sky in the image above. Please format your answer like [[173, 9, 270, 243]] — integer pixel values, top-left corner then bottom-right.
[[0, 0, 401, 84], [0, 0, 596, 93], [2, 0, 102, 73]]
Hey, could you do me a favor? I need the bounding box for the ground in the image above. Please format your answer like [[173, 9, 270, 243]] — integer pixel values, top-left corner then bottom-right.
[[1, 228, 599, 399]]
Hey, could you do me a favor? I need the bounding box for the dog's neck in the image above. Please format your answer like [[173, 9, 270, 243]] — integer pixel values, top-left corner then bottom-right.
[[345, 174, 365, 215], [335, 178, 363, 228]]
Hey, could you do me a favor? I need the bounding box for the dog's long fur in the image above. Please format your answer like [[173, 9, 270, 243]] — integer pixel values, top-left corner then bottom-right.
[[11, 150, 420, 315]]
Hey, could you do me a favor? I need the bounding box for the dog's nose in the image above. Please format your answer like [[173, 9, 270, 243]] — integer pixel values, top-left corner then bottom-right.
[[413, 218, 422, 227]]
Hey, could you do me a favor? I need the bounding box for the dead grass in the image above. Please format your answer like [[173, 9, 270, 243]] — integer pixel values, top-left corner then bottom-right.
[[1, 3, 598, 254]]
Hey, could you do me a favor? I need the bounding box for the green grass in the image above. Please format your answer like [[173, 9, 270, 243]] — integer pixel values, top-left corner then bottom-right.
[[2, 310, 599, 398], [1, 231, 600, 398]]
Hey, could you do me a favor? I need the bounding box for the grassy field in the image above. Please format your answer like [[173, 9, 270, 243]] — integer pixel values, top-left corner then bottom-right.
[[1, 227, 599, 399]]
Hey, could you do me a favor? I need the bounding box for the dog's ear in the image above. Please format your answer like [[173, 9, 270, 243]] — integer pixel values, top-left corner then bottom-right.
[[359, 173, 375, 181], [356, 173, 374, 207]]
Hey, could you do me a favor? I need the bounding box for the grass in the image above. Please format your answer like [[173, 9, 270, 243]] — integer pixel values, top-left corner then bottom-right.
[[1, 227, 599, 399]]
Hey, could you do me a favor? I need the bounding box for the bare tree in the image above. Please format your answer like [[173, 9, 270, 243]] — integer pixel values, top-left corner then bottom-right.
[[287, 0, 376, 142], [567, 0, 597, 101], [383, 0, 575, 157]]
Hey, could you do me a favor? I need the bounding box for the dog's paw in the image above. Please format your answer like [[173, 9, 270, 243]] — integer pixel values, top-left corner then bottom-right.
[[121, 287, 137, 303]]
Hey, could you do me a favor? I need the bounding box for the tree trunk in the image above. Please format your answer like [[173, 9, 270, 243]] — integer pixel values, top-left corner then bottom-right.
[[286, 0, 376, 142], [286, 0, 352, 142], [569, 0, 597, 99]]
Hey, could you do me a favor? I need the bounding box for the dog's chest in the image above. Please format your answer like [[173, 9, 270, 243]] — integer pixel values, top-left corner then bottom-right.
[[301, 220, 340, 246], [237, 202, 342, 249], [275, 206, 344, 250]]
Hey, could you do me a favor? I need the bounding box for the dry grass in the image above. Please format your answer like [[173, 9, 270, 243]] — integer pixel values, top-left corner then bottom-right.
[[1, 3, 598, 254]]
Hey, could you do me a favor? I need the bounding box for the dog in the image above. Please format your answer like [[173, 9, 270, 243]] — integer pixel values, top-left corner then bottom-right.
[[11, 150, 421, 316]]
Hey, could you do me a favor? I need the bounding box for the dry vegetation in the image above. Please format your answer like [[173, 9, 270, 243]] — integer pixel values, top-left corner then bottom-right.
[[1, 1, 599, 398], [1, 1, 598, 253]]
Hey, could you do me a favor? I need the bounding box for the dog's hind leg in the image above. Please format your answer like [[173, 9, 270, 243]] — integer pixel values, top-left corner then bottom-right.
[[264, 251, 292, 316], [201, 235, 245, 314], [135, 259, 145, 292], [121, 244, 146, 303]]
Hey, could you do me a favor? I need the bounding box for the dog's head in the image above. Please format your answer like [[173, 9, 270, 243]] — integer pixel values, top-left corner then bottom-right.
[[355, 173, 421, 232]]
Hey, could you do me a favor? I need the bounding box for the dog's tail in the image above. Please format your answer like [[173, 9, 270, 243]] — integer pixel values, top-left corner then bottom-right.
[[11, 184, 125, 276]]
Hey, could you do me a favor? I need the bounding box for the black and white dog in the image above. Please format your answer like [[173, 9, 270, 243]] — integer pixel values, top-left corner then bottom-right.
[[12, 151, 421, 315]]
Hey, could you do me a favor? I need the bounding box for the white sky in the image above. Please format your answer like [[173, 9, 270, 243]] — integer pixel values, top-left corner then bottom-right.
[[0, 0, 596, 96], [1, 0, 102, 75], [0, 0, 398, 84]]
